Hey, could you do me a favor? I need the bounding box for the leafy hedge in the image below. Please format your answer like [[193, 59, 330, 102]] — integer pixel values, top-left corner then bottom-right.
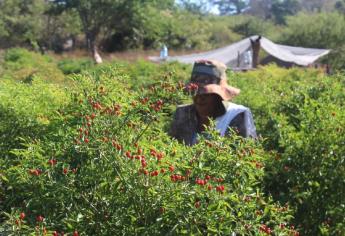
[[0, 60, 344, 235], [232, 65, 345, 235], [0, 48, 65, 83]]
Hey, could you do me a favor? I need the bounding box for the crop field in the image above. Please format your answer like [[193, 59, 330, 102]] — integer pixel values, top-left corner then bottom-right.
[[0, 49, 344, 235]]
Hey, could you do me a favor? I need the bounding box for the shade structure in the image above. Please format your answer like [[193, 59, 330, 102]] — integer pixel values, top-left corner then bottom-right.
[[149, 36, 330, 69]]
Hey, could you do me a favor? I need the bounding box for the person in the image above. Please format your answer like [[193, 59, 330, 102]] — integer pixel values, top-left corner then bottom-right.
[[169, 59, 257, 145]]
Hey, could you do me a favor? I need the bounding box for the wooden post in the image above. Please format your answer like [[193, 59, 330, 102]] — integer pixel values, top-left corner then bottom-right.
[[237, 51, 240, 67], [250, 36, 261, 68]]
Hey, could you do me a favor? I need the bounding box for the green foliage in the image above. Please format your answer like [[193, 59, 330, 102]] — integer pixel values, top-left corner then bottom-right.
[[279, 12, 345, 71], [226, 15, 281, 41], [0, 0, 345, 69], [154, 10, 213, 50], [43, 9, 82, 52], [177, 0, 211, 15], [57, 58, 95, 75], [335, 0, 345, 13], [280, 12, 345, 49], [0, 78, 68, 159], [271, 0, 300, 25], [323, 45, 345, 72], [0, 0, 47, 48], [0, 61, 344, 235], [210, 0, 249, 15], [0, 62, 296, 235], [0, 48, 65, 83], [232, 64, 345, 235]]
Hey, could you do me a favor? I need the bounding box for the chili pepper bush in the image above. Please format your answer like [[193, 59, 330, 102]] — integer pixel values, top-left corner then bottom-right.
[[0, 58, 344, 235], [232, 65, 345, 236], [1, 66, 295, 236]]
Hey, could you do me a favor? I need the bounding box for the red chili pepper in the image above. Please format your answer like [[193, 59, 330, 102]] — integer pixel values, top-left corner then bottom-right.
[[36, 215, 44, 222]]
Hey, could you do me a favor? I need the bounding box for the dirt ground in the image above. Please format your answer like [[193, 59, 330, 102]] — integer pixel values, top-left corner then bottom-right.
[[49, 48, 202, 63]]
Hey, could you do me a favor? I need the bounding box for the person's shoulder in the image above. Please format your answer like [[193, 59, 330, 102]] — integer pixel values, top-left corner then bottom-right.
[[224, 102, 257, 138], [223, 101, 248, 109], [223, 101, 250, 111]]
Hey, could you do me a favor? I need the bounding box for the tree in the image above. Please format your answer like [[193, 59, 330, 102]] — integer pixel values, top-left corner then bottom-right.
[[177, 0, 211, 15], [211, 0, 249, 15], [247, 0, 273, 19], [52, 0, 175, 62], [297, 0, 323, 12], [271, 0, 300, 24], [0, 0, 47, 50], [52, 0, 125, 63], [335, 0, 345, 13], [280, 12, 345, 48]]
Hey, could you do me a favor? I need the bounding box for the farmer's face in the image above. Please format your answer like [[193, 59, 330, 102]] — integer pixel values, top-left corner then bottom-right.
[[193, 94, 220, 117]]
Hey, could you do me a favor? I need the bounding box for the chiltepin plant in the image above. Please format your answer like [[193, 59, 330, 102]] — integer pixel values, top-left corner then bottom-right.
[[1, 61, 343, 235], [1, 70, 295, 235], [233, 65, 345, 235]]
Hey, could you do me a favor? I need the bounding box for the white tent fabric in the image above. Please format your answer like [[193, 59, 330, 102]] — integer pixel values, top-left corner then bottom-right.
[[149, 36, 330, 69]]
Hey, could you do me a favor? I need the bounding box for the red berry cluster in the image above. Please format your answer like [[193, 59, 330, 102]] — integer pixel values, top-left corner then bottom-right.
[[48, 159, 57, 166], [150, 170, 159, 177], [169, 165, 174, 172], [150, 99, 164, 112], [112, 140, 122, 151], [170, 174, 186, 182], [194, 201, 201, 208], [186, 83, 199, 92], [140, 97, 149, 105], [28, 169, 42, 176], [61, 167, 77, 175], [90, 101, 102, 110], [259, 224, 272, 235], [101, 104, 122, 116], [194, 176, 225, 192], [215, 185, 225, 193], [77, 124, 91, 144], [159, 82, 177, 93], [250, 160, 263, 169], [15, 212, 26, 226], [36, 215, 44, 222], [277, 223, 286, 230], [150, 148, 164, 161], [195, 178, 207, 185]]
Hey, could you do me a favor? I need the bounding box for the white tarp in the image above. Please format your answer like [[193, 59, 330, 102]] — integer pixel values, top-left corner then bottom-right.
[[149, 36, 330, 68]]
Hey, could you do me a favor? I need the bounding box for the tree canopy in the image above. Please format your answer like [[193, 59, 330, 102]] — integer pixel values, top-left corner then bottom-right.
[[0, 0, 345, 68]]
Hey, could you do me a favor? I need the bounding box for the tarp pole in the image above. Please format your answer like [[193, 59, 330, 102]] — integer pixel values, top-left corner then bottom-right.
[[237, 51, 240, 67], [250, 36, 261, 68]]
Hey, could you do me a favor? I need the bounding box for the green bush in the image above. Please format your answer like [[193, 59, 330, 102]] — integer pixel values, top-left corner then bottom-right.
[[57, 58, 94, 75], [1, 48, 65, 83], [280, 12, 345, 49], [0, 61, 344, 235], [0, 78, 68, 158], [279, 12, 345, 70], [232, 65, 345, 235], [0, 63, 295, 235]]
